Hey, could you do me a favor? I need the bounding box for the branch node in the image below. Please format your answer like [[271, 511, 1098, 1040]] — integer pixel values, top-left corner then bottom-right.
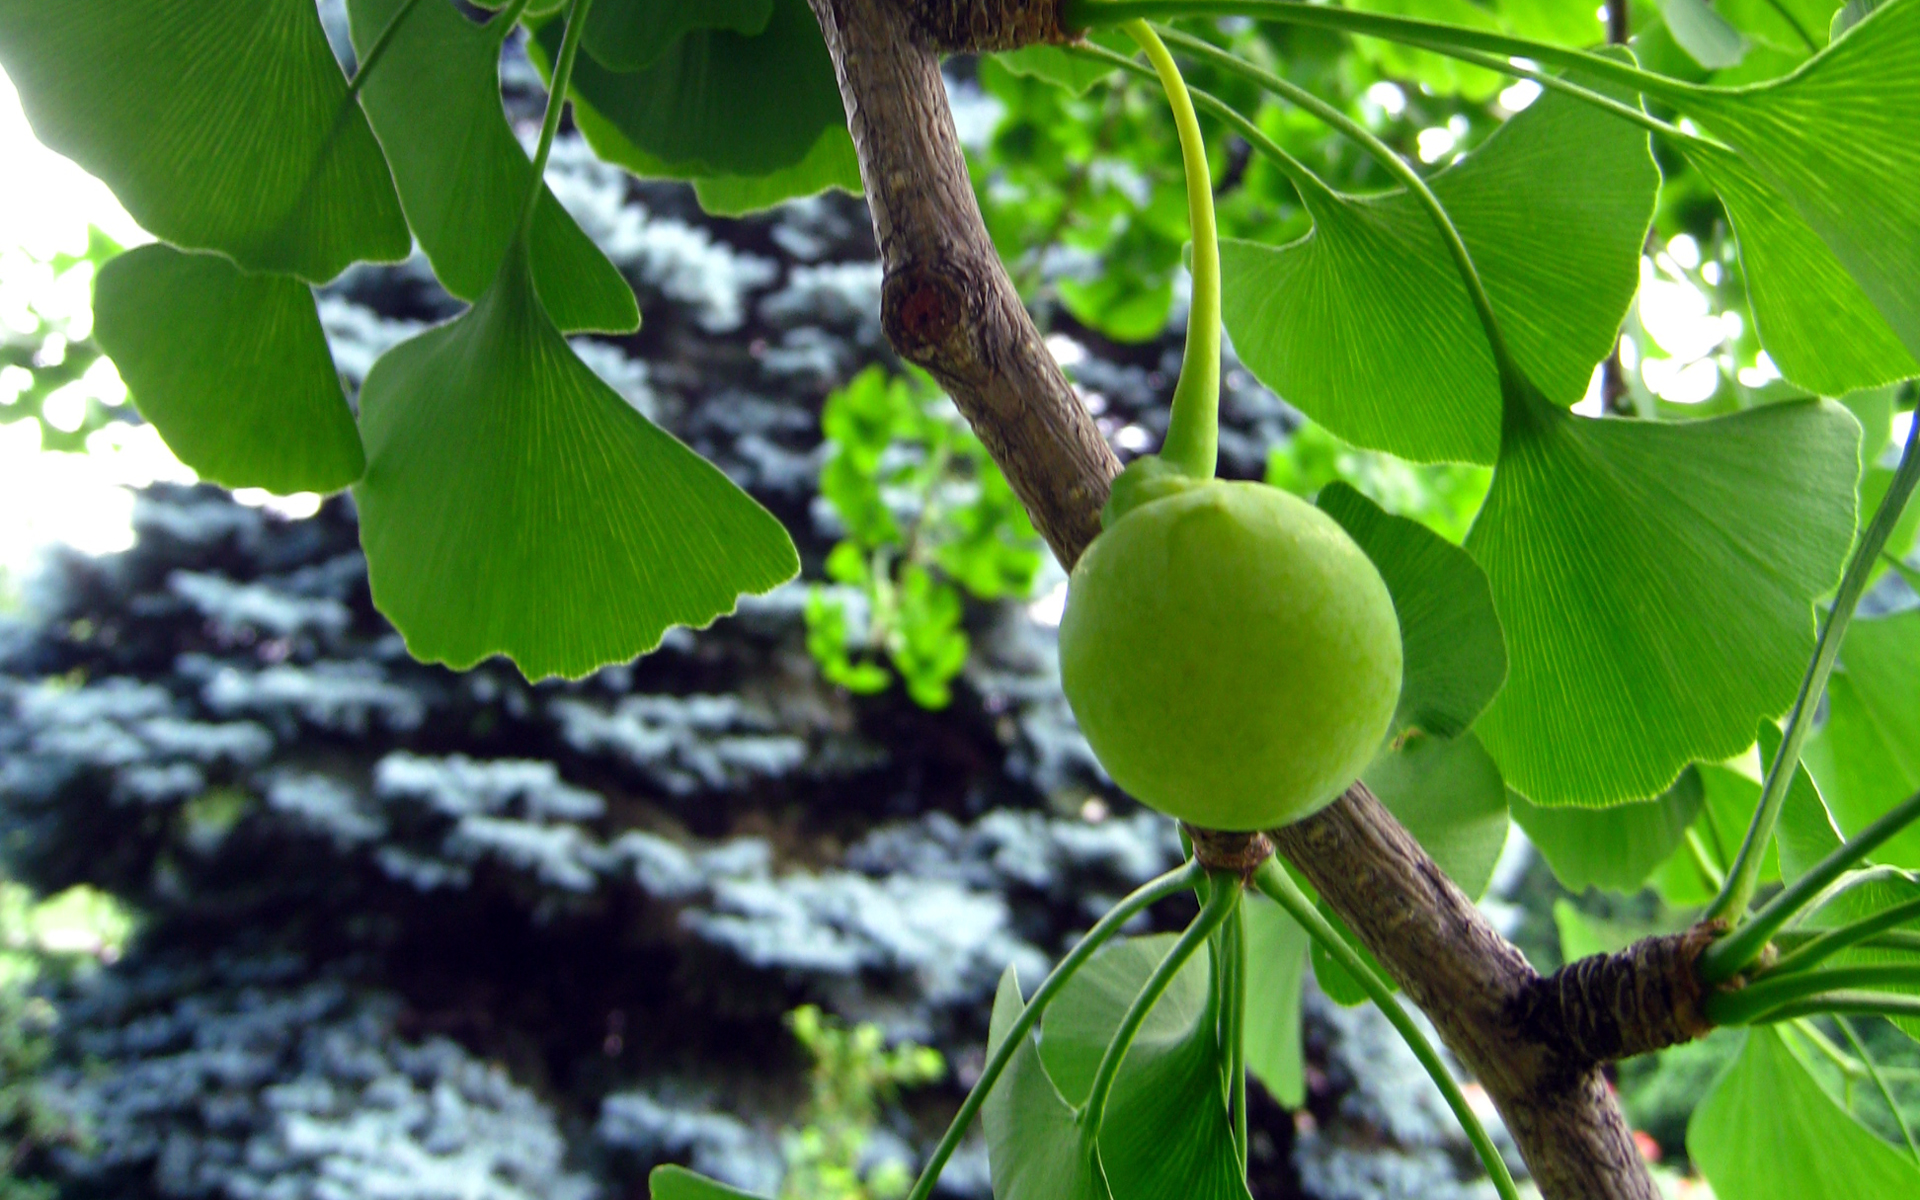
[[902, 0, 1074, 51], [1518, 919, 1726, 1069], [1183, 825, 1275, 879]]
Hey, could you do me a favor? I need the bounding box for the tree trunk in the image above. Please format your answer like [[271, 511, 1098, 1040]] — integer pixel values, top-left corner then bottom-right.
[[803, 2, 1711, 1196]]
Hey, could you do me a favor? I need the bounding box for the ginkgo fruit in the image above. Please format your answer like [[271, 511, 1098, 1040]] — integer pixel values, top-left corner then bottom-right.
[[1059, 479, 1402, 832]]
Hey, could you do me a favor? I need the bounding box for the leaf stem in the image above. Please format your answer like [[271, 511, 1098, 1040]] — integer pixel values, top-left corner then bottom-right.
[[1704, 413, 1920, 949], [1436, 47, 1712, 145], [1066, 0, 1700, 107], [490, 0, 539, 42], [1223, 902, 1249, 1174], [1709, 964, 1920, 1026], [1122, 21, 1221, 480], [1079, 870, 1240, 1147], [901, 860, 1204, 1200], [1253, 860, 1520, 1200], [519, 0, 596, 242], [346, 0, 431, 99], [1778, 928, 1920, 955], [1154, 28, 1524, 397], [1768, 895, 1920, 976], [1838, 1016, 1920, 1163], [1709, 791, 1920, 983], [1752, 990, 1920, 1024]]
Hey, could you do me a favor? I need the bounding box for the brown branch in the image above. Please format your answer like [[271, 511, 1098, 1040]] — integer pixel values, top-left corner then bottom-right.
[[805, 3, 1702, 1197]]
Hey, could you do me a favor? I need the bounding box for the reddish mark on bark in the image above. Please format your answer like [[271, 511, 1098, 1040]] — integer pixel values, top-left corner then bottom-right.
[[897, 280, 953, 344]]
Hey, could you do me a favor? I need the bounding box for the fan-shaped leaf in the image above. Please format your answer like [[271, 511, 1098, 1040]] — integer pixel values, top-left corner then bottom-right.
[[0, 0, 407, 282], [584, 0, 773, 71], [1805, 610, 1920, 869], [354, 245, 798, 680], [346, 0, 638, 334], [1760, 721, 1845, 884], [1681, 140, 1915, 396], [1670, 0, 1920, 365], [1689, 1029, 1920, 1197], [1662, 0, 1751, 68], [1221, 77, 1655, 465], [983, 968, 1109, 1200], [1366, 732, 1511, 899], [1512, 769, 1704, 893], [92, 245, 363, 494], [1318, 483, 1506, 739], [538, 0, 847, 180], [1035, 937, 1252, 1200], [1241, 894, 1309, 1108], [1466, 400, 1858, 805], [691, 127, 864, 218]]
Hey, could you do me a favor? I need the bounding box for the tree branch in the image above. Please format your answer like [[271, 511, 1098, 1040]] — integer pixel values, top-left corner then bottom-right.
[[805, 3, 1695, 1196]]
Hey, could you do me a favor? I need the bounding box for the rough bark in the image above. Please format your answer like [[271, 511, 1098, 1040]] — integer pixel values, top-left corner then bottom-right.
[[804, 2, 1707, 1197]]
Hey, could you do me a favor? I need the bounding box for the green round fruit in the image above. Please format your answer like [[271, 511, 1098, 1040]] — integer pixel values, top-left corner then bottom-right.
[[1059, 479, 1402, 831]]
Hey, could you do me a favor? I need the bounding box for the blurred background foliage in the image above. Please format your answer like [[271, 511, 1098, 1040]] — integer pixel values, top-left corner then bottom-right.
[[1, 1, 1918, 1198]]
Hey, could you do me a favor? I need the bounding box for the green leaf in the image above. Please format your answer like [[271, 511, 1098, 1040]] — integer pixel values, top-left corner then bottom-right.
[[1832, 0, 1888, 37], [353, 244, 798, 680], [1034, 937, 1252, 1200], [1672, 0, 1920, 367], [1805, 610, 1920, 869], [1466, 400, 1859, 806], [1310, 900, 1396, 1007], [1512, 768, 1705, 893], [1317, 483, 1506, 739], [1348, 0, 1507, 97], [649, 1165, 766, 1200], [983, 967, 1109, 1200], [1221, 76, 1656, 464], [91, 245, 363, 494], [691, 127, 864, 217], [1689, 1029, 1920, 1197], [996, 28, 1138, 94], [583, 0, 773, 71], [0, 0, 407, 282], [538, 0, 849, 180], [1495, 0, 1605, 47], [1681, 140, 1916, 396], [1799, 873, 1920, 1040], [1553, 899, 1629, 962], [1365, 731, 1511, 899], [1661, 0, 1752, 68], [1241, 893, 1310, 1108], [1760, 722, 1845, 884], [346, 0, 638, 334]]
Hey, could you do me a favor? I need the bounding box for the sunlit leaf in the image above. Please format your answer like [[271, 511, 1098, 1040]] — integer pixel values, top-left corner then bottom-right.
[[1689, 1029, 1920, 1196], [583, 0, 773, 71], [1512, 768, 1704, 893], [649, 1165, 766, 1200], [1467, 400, 1858, 805], [346, 0, 638, 334], [537, 0, 849, 181], [1318, 483, 1506, 739], [1349, 0, 1506, 97], [0, 0, 407, 281], [996, 28, 1138, 94], [983, 967, 1109, 1200], [1682, 140, 1916, 396], [1222, 78, 1655, 464], [1366, 731, 1511, 899], [1241, 893, 1309, 1108], [1036, 936, 1252, 1200], [1805, 609, 1920, 869], [354, 244, 798, 680], [1668, 0, 1920, 366], [92, 245, 363, 494]]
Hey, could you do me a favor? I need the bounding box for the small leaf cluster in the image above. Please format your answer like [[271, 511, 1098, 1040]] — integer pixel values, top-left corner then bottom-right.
[[806, 368, 1043, 709], [779, 1005, 944, 1200]]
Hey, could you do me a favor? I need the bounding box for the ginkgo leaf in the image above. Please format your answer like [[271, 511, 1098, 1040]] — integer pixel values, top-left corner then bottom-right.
[[1036, 937, 1252, 1200], [1689, 1029, 1920, 1197], [1681, 139, 1916, 396], [983, 968, 1109, 1200], [0, 0, 407, 282], [1759, 721, 1844, 884], [91, 245, 364, 494], [648, 1166, 766, 1200], [690, 127, 864, 218], [1666, 0, 1920, 365], [1318, 483, 1506, 739], [1661, 0, 1750, 68], [1467, 399, 1858, 805], [996, 27, 1140, 94], [583, 0, 772, 70], [537, 0, 848, 180], [1805, 609, 1920, 869], [1511, 769, 1704, 893], [346, 0, 638, 334], [1221, 72, 1655, 465], [1365, 731, 1511, 899], [354, 243, 798, 681], [1798, 873, 1920, 1041], [1241, 893, 1309, 1108]]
